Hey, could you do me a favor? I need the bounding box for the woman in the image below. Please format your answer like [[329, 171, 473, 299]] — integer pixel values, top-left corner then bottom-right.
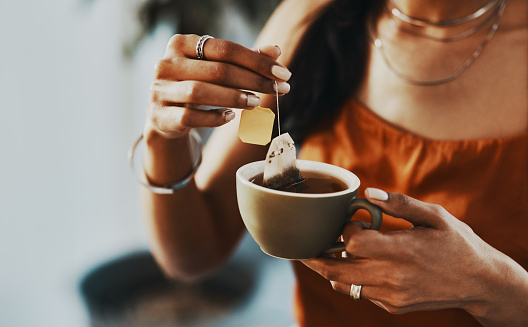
[[138, 0, 528, 325]]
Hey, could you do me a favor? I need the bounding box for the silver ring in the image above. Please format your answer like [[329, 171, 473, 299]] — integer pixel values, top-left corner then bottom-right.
[[350, 284, 362, 301], [196, 35, 214, 60]]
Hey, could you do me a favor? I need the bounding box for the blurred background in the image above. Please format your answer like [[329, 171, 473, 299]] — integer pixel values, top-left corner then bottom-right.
[[0, 0, 295, 326]]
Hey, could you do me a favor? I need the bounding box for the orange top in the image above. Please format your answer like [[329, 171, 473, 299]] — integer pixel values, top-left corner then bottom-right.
[[294, 99, 528, 326]]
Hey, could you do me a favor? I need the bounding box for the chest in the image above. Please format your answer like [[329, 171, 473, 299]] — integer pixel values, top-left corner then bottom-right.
[[356, 28, 527, 140]]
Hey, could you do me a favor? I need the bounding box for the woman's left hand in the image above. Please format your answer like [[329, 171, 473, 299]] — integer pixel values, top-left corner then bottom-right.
[[302, 188, 527, 324]]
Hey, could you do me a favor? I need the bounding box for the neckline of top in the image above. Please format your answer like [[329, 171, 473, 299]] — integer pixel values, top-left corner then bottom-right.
[[348, 98, 528, 146]]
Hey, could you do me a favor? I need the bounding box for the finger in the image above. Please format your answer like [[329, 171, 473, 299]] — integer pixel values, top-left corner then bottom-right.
[[338, 283, 421, 314], [329, 281, 373, 300], [301, 257, 378, 286], [330, 281, 353, 296], [151, 80, 261, 109], [329, 281, 396, 305], [329, 282, 396, 312], [165, 34, 292, 82], [342, 222, 396, 259], [253, 44, 281, 60], [329, 282, 398, 304], [329, 282, 408, 312], [155, 58, 290, 95], [150, 105, 235, 136], [365, 188, 450, 229]]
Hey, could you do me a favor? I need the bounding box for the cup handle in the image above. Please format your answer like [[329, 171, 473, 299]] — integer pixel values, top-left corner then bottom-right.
[[325, 198, 383, 254]]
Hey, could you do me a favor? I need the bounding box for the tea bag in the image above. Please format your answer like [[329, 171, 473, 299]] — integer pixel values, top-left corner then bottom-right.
[[263, 133, 304, 190], [238, 106, 275, 146]]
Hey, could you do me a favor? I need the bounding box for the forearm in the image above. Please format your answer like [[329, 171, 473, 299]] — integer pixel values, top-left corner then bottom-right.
[[466, 247, 528, 326], [141, 128, 244, 281], [138, 29, 294, 280]]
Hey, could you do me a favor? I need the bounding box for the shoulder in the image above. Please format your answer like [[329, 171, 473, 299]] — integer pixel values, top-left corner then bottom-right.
[[255, 0, 334, 67]]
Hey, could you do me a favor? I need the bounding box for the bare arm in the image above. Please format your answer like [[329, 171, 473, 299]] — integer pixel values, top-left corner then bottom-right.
[[140, 0, 333, 281], [141, 39, 285, 281]]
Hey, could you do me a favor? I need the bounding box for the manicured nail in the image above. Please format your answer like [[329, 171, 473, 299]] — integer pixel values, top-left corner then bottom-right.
[[366, 188, 389, 201], [246, 94, 261, 107], [224, 110, 235, 122], [271, 65, 292, 81], [273, 81, 290, 94], [274, 45, 281, 56]]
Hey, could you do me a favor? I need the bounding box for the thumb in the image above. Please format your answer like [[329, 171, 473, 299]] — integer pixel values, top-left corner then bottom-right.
[[364, 188, 449, 229]]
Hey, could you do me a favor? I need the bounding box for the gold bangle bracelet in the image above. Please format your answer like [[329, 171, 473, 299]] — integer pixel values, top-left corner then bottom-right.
[[128, 129, 203, 194]]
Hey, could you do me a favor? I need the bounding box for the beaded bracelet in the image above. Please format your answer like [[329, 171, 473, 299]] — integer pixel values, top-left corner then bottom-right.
[[128, 129, 203, 194]]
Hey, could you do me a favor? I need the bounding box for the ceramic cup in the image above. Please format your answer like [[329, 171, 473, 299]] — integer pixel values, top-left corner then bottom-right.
[[236, 160, 382, 260]]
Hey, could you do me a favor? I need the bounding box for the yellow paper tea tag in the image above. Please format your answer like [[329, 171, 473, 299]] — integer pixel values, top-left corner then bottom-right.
[[238, 106, 275, 146]]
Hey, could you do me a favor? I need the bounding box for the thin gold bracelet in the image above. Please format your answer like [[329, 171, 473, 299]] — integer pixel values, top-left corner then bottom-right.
[[128, 129, 203, 194]]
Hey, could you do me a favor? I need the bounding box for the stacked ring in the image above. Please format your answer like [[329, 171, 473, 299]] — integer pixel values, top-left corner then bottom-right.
[[196, 35, 214, 60]]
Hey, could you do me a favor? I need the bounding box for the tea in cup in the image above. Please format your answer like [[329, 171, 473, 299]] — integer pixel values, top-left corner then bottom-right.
[[236, 160, 382, 259]]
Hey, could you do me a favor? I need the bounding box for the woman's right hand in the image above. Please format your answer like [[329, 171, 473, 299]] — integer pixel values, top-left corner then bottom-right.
[[146, 34, 292, 139]]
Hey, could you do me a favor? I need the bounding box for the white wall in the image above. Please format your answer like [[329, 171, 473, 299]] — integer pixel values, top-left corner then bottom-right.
[[0, 0, 167, 325], [0, 1, 293, 326]]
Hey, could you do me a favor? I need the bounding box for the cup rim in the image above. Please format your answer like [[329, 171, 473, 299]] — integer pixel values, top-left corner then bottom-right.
[[236, 159, 360, 198]]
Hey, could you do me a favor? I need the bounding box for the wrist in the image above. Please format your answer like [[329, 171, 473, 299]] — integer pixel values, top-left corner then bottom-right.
[[130, 126, 203, 193], [143, 119, 190, 142], [464, 248, 528, 326]]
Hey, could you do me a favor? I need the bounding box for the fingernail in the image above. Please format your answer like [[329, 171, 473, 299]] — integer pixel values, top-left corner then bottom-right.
[[246, 94, 260, 107], [366, 188, 389, 201], [273, 81, 290, 94], [330, 281, 336, 288], [271, 65, 292, 81], [224, 110, 235, 122], [274, 45, 281, 56]]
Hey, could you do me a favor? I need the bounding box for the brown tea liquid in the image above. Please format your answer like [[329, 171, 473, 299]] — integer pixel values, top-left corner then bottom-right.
[[251, 171, 348, 194]]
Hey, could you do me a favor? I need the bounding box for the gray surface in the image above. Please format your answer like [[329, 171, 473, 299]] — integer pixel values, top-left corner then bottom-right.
[[80, 233, 296, 327]]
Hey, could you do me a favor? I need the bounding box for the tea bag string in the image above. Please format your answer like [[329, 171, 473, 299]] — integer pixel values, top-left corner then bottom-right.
[[275, 80, 281, 136]]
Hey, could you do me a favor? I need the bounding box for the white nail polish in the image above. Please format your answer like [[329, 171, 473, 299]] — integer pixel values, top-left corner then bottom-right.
[[246, 94, 261, 107], [274, 45, 281, 57], [225, 110, 235, 122], [271, 65, 292, 81], [366, 188, 389, 201], [273, 81, 290, 94]]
